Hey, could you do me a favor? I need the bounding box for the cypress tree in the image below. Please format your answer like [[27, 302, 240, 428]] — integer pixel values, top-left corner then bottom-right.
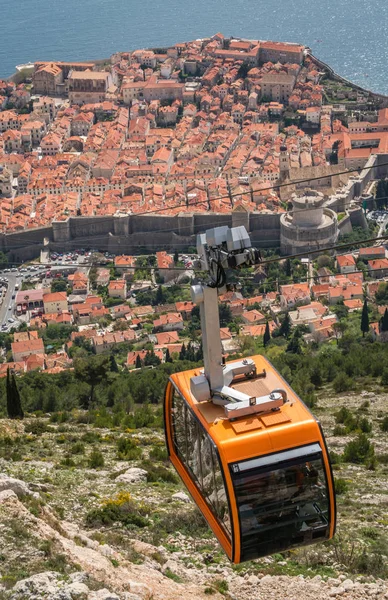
[[284, 258, 292, 277], [165, 348, 172, 363], [263, 321, 271, 347], [179, 343, 186, 361], [173, 249, 179, 264], [196, 343, 203, 362], [135, 354, 142, 369], [155, 285, 164, 305], [381, 308, 388, 332], [109, 354, 119, 372], [286, 330, 302, 354], [6, 369, 24, 420], [279, 312, 291, 338], [361, 299, 369, 337]]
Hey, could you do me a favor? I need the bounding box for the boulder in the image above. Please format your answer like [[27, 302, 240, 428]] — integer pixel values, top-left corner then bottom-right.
[[66, 582, 89, 598], [0, 474, 31, 497], [10, 572, 63, 599], [89, 589, 120, 600], [0, 489, 18, 503], [171, 491, 191, 503], [115, 468, 148, 484]]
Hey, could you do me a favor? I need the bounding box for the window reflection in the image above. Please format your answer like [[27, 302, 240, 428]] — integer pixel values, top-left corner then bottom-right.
[[172, 390, 231, 538], [232, 453, 329, 561]]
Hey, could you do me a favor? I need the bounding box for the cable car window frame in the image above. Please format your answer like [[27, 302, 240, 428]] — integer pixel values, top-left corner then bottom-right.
[[171, 387, 232, 539], [230, 443, 331, 562]]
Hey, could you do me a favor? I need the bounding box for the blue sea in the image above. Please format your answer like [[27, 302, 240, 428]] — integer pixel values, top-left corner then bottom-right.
[[1, 0, 387, 93]]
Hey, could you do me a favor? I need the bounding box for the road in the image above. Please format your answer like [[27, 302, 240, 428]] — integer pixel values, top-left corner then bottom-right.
[[0, 272, 19, 327], [0, 266, 47, 331]]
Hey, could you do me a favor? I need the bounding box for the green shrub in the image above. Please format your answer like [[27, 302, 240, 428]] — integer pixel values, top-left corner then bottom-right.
[[70, 442, 85, 455], [333, 373, 353, 393], [380, 415, 388, 432], [214, 580, 229, 594], [343, 433, 375, 465], [359, 400, 370, 412], [149, 446, 168, 462], [164, 568, 183, 583], [88, 449, 104, 468], [334, 477, 348, 495], [333, 425, 346, 436], [141, 461, 178, 483], [116, 437, 142, 461], [329, 451, 342, 464], [24, 420, 49, 435], [86, 491, 148, 528], [381, 367, 388, 386], [81, 431, 101, 444], [50, 411, 69, 423], [60, 456, 76, 468], [359, 417, 372, 434], [154, 508, 209, 538], [335, 408, 371, 434]]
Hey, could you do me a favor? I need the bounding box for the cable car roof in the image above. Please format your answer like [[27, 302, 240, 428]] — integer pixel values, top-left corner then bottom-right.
[[170, 354, 321, 465]]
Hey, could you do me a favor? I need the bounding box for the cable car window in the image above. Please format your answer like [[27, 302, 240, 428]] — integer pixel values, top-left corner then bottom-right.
[[171, 388, 187, 461], [230, 445, 330, 562], [171, 389, 231, 537]]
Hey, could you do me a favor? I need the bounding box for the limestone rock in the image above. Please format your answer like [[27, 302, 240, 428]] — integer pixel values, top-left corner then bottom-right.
[[89, 589, 120, 600], [115, 468, 148, 484], [66, 582, 89, 598], [0, 489, 18, 503], [0, 474, 31, 497], [171, 491, 191, 503], [10, 572, 63, 599]]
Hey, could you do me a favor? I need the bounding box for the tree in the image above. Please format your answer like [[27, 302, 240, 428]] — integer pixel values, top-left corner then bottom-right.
[[74, 356, 110, 408], [361, 299, 369, 337], [51, 279, 67, 293], [332, 321, 347, 345], [173, 250, 179, 264], [284, 258, 292, 277], [155, 285, 165, 305], [144, 349, 161, 367], [317, 254, 333, 269], [135, 355, 142, 369], [286, 330, 302, 354], [375, 179, 387, 210], [263, 321, 271, 347], [109, 354, 119, 372], [89, 266, 98, 289], [381, 308, 388, 332], [179, 343, 186, 360], [6, 368, 24, 419], [279, 312, 291, 338], [165, 348, 172, 363], [219, 304, 232, 327]]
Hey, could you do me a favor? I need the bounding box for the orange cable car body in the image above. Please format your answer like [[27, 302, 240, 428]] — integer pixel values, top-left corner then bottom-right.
[[164, 354, 336, 563]]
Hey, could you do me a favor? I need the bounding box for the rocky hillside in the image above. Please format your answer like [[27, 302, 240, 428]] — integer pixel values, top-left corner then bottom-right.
[[0, 385, 387, 600]]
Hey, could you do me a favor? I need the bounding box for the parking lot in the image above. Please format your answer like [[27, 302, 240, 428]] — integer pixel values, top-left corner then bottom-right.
[[0, 265, 47, 332]]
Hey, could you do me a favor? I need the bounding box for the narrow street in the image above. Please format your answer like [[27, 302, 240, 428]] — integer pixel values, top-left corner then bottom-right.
[[0, 273, 18, 326]]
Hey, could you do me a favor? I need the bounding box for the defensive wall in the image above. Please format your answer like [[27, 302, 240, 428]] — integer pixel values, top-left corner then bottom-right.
[[3, 152, 388, 262], [0, 211, 282, 261], [308, 53, 388, 108]]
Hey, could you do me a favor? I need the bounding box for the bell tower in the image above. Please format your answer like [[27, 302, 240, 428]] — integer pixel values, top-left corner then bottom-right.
[[279, 144, 290, 180]]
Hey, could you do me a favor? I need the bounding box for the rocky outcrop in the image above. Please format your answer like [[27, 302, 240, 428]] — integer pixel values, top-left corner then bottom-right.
[[115, 468, 148, 484]]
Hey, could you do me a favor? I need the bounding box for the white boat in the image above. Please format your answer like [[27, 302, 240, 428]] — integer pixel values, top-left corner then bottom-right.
[[15, 62, 34, 72]]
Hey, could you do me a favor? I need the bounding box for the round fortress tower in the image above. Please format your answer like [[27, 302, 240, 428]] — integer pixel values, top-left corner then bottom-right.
[[280, 189, 338, 255]]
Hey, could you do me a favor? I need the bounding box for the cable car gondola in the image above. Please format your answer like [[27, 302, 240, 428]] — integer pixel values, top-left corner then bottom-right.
[[164, 226, 336, 563]]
